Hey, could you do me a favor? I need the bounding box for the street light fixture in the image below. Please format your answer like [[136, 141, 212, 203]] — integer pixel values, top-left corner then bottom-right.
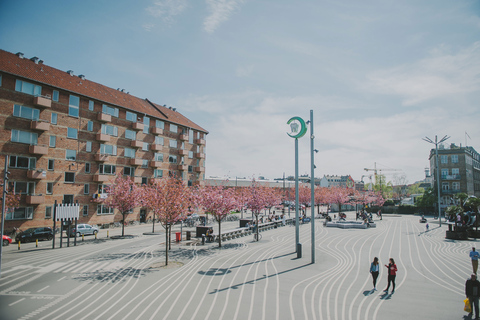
[[422, 135, 450, 226]]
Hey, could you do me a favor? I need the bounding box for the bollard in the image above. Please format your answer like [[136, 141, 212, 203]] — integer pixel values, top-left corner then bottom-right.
[[36, 239, 38, 248], [82, 234, 84, 242], [95, 233, 97, 240], [18, 241, 21, 250], [297, 243, 302, 259], [107, 230, 109, 238], [202, 234, 205, 245]]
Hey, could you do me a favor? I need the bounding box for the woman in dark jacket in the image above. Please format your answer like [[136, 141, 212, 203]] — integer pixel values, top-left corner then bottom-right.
[[383, 258, 397, 294]]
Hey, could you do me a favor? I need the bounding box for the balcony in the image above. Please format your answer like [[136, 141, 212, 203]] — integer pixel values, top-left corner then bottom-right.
[[130, 140, 143, 148], [194, 139, 205, 145], [33, 96, 51, 108], [29, 145, 48, 155], [26, 195, 45, 205], [194, 167, 205, 173], [93, 174, 110, 182], [133, 176, 143, 184], [441, 190, 460, 194], [178, 149, 188, 156], [150, 161, 163, 168], [30, 120, 50, 131], [151, 127, 164, 135], [177, 164, 188, 171], [179, 134, 188, 141], [151, 144, 163, 151], [95, 154, 109, 162], [27, 170, 47, 180], [129, 159, 143, 166], [96, 133, 111, 142], [97, 112, 112, 122], [441, 174, 461, 180], [194, 152, 205, 159], [132, 122, 144, 131]]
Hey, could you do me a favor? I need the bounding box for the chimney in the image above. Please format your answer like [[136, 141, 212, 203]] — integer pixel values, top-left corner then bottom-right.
[[30, 57, 40, 64], [16, 52, 24, 59], [78, 74, 85, 80], [67, 70, 74, 76]]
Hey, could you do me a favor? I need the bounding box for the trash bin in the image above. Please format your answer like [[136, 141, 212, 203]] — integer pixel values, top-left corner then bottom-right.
[[297, 243, 302, 259], [186, 231, 191, 240], [176, 232, 181, 242]]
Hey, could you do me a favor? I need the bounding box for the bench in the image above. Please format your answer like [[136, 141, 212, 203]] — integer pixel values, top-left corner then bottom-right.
[[211, 227, 250, 243]]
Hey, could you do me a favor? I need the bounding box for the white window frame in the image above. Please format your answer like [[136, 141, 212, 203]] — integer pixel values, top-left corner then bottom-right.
[[6, 207, 34, 220], [86, 141, 92, 152], [100, 144, 117, 155], [9, 156, 36, 169], [15, 79, 41, 96], [124, 147, 135, 159], [66, 149, 76, 161], [69, 95, 80, 117], [13, 104, 40, 120], [51, 112, 57, 124], [11, 129, 38, 145], [126, 111, 137, 122], [67, 127, 78, 139], [52, 90, 59, 102], [49, 136, 56, 148], [102, 104, 119, 117]]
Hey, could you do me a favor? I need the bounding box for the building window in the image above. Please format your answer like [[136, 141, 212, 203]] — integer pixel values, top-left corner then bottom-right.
[[67, 127, 78, 139], [123, 166, 135, 176], [97, 204, 114, 215], [6, 207, 34, 220], [188, 165, 193, 173], [9, 156, 36, 169], [189, 130, 194, 144], [124, 148, 135, 159], [10, 181, 35, 195], [69, 95, 80, 117], [86, 141, 92, 152], [452, 168, 459, 176], [102, 104, 119, 117], [170, 124, 178, 133], [100, 164, 116, 175], [49, 136, 56, 148], [83, 205, 89, 216], [154, 153, 163, 162], [169, 155, 177, 164], [45, 206, 52, 219], [441, 155, 448, 164], [51, 112, 57, 124], [142, 160, 148, 168], [156, 120, 164, 129], [142, 142, 148, 151], [100, 144, 117, 155], [441, 169, 448, 178], [451, 155, 459, 163], [442, 182, 449, 191], [154, 169, 163, 178], [126, 111, 137, 122], [46, 182, 53, 195], [143, 116, 149, 134], [66, 149, 76, 161], [84, 184, 90, 194], [88, 100, 94, 111], [11, 129, 38, 145], [169, 140, 177, 148], [13, 104, 40, 120], [48, 159, 54, 171], [141, 177, 147, 185], [101, 124, 118, 136], [65, 172, 75, 183], [85, 163, 91, 173], [87, 121, 93, 131], [155, 136, 164, 145], [98, 184, 108, 194], [64, 195, 74, 204], [125, 129, 136, 140], [52, 90, 59, 102], [452, 182, 460, 190], [15, 79, 41, 96], [189, 151, 193, 159]]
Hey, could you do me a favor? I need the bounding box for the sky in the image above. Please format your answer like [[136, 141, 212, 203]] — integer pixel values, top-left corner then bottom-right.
[[1, 0, 479, 185]]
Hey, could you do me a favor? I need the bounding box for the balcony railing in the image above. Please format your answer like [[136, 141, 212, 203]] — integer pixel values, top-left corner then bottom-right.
[[97, 112, 112, 122], [29, 145, 48, 155], [151, 127, 164, 135], [30, 120, 50, 131], [95, 154, 109, 162], [194, 167, 205, 173], [441, 190, 460, 194], [150, 161, 163, 168], [129, 159, 143, 166], [441, 174, 461, 180], [178, 149, 188, 156], [26, 194, 45, 205], [179, 134, 188, 141], [130, 140, 143, 148], [132, 122, 144, 131], [194, 139, 205, 145], [27, 170, 47, 180], [177, 164, 188, 171], [33, 96, 51, 108], [93, 174, 111, 182], [151, 144, 163, 151], [194, 152, 205, 159], [96, 133, 111, 142]]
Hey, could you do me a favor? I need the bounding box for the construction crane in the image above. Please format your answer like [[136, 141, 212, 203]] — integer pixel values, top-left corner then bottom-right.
[[364, 162, 401, 192]]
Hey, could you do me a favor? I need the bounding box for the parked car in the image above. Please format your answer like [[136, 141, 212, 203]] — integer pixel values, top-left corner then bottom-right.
[[15, 227, 53, 243], [2, 235, 12, 246], [68, 224, 99, 237]]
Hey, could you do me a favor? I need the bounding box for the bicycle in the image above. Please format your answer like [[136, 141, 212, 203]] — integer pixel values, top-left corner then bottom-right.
[[253, 233, 262, 241]]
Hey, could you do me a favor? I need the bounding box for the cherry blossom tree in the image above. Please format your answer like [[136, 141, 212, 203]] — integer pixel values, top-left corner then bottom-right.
[[141, 176, 192, 265], [245, 179, 270, 241], [326, 187, 353, 214], [101, 174, 140, 237], [197, 185, 238, 247]]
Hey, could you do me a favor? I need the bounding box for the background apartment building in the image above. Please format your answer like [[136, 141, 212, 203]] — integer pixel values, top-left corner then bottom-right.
[[428, 143, 480, 212], [0, 49, 207, 230]]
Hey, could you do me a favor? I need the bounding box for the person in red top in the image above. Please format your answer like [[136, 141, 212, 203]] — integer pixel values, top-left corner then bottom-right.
[[383, 258, 398, 294]]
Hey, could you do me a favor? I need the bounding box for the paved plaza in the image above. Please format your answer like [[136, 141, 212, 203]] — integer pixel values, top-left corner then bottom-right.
[[0, 212, 474, 320]]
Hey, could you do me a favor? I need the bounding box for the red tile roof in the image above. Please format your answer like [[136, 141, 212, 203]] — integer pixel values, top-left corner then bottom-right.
[[0, 49, 207, 133]]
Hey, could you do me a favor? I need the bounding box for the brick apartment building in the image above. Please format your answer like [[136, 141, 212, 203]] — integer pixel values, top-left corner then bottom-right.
[[0, 49, 207, 230]]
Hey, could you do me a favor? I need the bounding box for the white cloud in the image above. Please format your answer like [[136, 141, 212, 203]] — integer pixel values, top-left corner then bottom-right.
[[365, 42, 480, 105], [146, 0, 188, 24], [204, 0, 244, 33], [236, 64, 253, 77]]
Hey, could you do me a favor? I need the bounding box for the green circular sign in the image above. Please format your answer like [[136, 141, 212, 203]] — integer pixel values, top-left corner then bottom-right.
[[287, 116, 307, 139]]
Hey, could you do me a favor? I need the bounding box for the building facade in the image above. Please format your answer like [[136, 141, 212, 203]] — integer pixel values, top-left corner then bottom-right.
[[428, 143, 480, 212], [0, 49, 207, 230]]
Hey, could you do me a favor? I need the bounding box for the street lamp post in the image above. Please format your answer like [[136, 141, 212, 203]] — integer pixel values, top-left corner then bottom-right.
[[423, 135, 450, 227]]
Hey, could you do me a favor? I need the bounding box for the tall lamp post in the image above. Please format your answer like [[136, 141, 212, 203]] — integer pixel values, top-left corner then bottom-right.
[[423, 135, 450, 226]]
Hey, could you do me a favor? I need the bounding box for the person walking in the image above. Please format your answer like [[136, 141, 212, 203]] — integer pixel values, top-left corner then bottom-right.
[[471, 247, 480, 274], [370, 257, 380, 291], [383, 258, 398, 294], [466, 273, 480, 319]]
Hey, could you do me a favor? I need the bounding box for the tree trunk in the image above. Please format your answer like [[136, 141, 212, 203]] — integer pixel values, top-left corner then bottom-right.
[[218, 220, 222, 247], [256, 214, 259, 242], [122, 212, 125, 237], [152, 214, 155, 233], [165, 225, 169, 266]]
